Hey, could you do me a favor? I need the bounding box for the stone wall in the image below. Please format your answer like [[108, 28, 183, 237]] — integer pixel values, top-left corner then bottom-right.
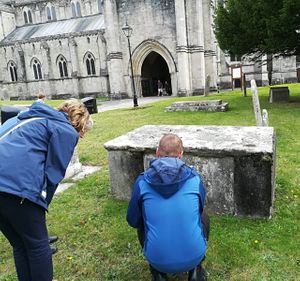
[[104, 125, 276, 218]]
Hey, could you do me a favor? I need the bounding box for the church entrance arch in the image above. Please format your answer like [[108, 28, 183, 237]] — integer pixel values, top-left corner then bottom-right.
[[141, 52, 171, 97], [131, 40, 177, 97]]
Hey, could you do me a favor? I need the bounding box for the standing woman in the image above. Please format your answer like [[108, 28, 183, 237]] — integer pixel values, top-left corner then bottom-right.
[[0, 99, 92, 281]]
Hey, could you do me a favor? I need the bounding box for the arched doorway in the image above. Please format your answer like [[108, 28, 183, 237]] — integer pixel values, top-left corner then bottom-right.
[[141, 51, 172, 97]]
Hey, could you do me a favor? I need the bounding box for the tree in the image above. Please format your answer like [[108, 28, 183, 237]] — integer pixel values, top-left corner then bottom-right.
[[214, 0, 300, 83]]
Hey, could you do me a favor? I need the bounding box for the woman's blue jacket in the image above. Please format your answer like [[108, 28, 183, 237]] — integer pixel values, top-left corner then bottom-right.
[[0, 102, 78, 210]]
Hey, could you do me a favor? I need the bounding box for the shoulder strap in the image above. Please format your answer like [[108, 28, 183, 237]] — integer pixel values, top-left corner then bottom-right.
[[0, 117, 44, 141]]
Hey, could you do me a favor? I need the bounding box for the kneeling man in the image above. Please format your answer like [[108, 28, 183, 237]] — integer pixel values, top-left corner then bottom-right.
[[127, 134, 209, 281]]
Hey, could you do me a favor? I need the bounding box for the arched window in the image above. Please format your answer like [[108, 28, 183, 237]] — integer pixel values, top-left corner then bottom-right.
[[71, 1, 82, 17], [8, 61, 18, 82], [47, 7, 51, 20], [24, 11, 28, 24], [46, 3, 57, 21], [85, 52, 96, 75], [28, 10, 33, 23], [23, 8, 33, 24], [57, 55, 68, 78], [71, 2, 76, 17], [76, 2, 81, 16], [32, 58, 43, 80], [97, 0, 103, 14], [51, 6, 57, 20]]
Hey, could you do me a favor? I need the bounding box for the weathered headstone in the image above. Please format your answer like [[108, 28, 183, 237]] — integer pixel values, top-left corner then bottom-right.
[[269, 87, 289, 103], [64, 147, 83, 179], [251, 80, 263, 126], [204, 75, 211, 96], [165, 100, 228, 112], [262, 109, 269, 127]]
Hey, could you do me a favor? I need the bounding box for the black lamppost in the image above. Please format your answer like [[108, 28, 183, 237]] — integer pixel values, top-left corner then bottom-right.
[[122, 21, 138, 107]]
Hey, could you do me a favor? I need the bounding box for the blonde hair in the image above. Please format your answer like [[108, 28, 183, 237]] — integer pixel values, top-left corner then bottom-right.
[[157, 134, 183, 157], [57, 99, 92, 138]]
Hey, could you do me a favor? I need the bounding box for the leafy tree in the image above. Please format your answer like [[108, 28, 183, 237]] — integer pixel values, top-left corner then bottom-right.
[[214, 0, 300, 56], [214, 0, 300, 84]]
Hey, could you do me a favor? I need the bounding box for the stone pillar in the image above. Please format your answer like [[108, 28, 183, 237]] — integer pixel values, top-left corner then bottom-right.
[[41, 40, 56, 96], [174, 0, 191, 96], [202, 0, 218, 90], [68, 36, 81, 97], [16, 43, 27, 82], [103, 0, 126, 99], [186, 0, 206, 94]]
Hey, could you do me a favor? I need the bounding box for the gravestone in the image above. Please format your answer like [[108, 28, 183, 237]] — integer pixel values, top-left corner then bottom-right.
[[165, 100, 228, 112], [251, 80, 263, 126], [269, 87, 289, 103], [104, 125, 276, 218]]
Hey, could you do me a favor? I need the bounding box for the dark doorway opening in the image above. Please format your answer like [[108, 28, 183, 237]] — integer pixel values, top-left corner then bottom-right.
[[141, 51, 171, 97]]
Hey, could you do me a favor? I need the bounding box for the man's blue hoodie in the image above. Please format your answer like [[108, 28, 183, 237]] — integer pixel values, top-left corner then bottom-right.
[[126, 157, 207, 273], [0, 102, 78, 210]]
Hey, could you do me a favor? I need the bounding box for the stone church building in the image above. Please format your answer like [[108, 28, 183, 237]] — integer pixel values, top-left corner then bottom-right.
[[0, 0, 298, 100]]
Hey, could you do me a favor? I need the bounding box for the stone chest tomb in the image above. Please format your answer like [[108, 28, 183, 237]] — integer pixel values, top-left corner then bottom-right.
[[104, 125, 276, 218]]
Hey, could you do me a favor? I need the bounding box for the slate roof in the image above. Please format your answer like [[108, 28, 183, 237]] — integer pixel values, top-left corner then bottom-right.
[[0, 14, 105, 45]]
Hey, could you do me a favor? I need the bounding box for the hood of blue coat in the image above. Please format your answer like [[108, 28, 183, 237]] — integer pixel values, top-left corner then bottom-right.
[[144, 157, 193, 198], [17, 102, 70, 124]]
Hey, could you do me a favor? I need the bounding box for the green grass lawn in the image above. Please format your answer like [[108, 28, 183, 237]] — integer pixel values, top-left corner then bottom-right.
[[0, 85, 299, 281]]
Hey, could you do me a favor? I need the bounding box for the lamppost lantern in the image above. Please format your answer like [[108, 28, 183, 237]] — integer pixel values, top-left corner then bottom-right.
[[122, 21, 138, 107], [122, 22, 133, 38]]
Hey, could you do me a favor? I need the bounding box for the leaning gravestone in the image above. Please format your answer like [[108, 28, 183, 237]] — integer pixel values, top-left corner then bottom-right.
[[251, 80, 263, 126], [104, 125, 276, 218]]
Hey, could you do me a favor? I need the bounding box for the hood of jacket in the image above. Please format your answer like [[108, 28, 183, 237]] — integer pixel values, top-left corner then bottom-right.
[[144, 157, 193, 198], [18, 102, 70, 124]]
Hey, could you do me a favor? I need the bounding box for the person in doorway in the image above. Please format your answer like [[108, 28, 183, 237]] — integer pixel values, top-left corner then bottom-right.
[[157, 80, 163, 96], [127, 134, 209, 281], [0, 99, 92, 281], [164, 81, 170, 96]]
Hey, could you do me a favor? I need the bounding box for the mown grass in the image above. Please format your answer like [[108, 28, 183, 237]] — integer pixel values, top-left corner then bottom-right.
[[0, 84, 299, 281]]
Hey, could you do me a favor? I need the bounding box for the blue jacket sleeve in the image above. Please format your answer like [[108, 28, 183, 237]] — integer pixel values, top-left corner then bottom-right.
[[126, 175, 144, 228], [45, 130, 78, 204]]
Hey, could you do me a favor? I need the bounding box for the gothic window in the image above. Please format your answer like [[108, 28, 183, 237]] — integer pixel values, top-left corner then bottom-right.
[[23, 8, 33, 24], [46, 3, 57, 21], [71, 2, 76, 17], [97, 0, 103, 14], [57, 55, 68, 78], [85, 52, 96, 75], [24, 11, 28, 24], [52, 6, 57, 20], [71, 1, 82, 17], [76, 2, 82, 16], [28, 10, 33, 23], [8, 61, 18, 82], [32, 58, 43, 80]]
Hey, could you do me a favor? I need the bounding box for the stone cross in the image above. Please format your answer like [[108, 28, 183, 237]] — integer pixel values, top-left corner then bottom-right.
[[250, 79, 263, 126]]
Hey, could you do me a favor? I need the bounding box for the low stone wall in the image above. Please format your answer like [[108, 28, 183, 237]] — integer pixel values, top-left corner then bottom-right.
[[165, 100, 229, 112], [104, 125, 276, 218]]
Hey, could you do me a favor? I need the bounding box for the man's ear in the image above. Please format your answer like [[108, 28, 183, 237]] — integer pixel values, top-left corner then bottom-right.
[[178, 151, 183, 159], [156, 148, 160, 157]]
